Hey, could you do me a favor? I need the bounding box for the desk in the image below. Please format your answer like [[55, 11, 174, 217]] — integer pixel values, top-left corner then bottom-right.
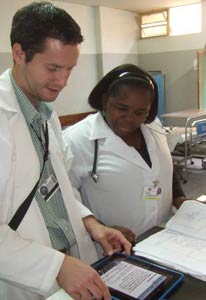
[[138, 226, 206, 300]]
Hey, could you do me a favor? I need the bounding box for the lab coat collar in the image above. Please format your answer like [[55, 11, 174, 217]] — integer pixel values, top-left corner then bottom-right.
[[141, 123, 157, 152], [105, 126, 157, 170], [0, 69, 19, 115], [89, 112, 157, 170], [89, 111, 114, 140]]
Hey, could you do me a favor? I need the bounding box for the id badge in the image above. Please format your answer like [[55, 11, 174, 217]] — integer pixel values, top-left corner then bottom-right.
[[143, 186, 162, 201], [38, 175, 59, 202]]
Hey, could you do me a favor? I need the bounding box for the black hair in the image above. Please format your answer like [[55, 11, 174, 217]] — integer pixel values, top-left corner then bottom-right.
[[106, 74, 155, 99], [88, 64, 158, 124], [10, 1, 83, 62]]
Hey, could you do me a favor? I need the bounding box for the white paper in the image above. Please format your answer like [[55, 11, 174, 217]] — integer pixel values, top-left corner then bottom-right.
[[133, 200, 206, 281], [197, 195, 206, 202], [101, 261, 166, 299], [46, 289, 73, 300], [166, 200, 206, 240]]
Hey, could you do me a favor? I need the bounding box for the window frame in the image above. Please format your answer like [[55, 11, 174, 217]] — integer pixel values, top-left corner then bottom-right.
[[138, 2, 201, 39], [139, 9, 169, 39]]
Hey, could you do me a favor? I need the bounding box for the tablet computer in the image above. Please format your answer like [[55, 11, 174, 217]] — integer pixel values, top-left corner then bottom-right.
[[92, 253, 184, 300]]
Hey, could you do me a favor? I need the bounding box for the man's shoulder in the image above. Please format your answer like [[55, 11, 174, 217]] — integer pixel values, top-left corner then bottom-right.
[[0, 68, 10, 79], [0, 69, 11, 90]]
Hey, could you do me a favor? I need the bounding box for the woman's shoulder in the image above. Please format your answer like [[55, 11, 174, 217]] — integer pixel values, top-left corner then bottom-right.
[[145, 118, 168, 136], [64, 112, 104, 136], [62, 112, 98, 145], [68, 112, 97, 130]]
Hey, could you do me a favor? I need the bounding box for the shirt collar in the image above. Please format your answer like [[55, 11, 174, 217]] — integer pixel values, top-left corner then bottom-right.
[[10, 70, 53, 126]]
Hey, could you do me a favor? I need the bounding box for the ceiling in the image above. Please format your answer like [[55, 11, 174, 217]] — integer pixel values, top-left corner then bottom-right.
[[56, 0, 201, 13]]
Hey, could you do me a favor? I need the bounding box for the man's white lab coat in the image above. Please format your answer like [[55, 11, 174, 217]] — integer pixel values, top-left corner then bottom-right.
[[63, 112, 173, 237], [0, 69, 97, 300]]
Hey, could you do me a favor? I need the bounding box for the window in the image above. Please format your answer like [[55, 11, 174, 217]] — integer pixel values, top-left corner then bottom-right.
[[170, 3, 201, 36], [140, 10, 168, 39], [139, 3, 201, 39]]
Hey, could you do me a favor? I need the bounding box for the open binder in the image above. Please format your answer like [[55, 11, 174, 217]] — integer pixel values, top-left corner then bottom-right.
[[92, 252, 184, 300]]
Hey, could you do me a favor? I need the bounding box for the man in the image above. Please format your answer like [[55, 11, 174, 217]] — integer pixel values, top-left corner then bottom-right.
[[0, 2, 131, 300]]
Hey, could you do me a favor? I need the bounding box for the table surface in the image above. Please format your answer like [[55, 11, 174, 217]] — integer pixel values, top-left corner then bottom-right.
[[138, 227, 206, 300]]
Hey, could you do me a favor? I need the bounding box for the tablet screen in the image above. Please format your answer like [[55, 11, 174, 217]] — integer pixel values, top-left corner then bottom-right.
[[93, 253, 182, 300]]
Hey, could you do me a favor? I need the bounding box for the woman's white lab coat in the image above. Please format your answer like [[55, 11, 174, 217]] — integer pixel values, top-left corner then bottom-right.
[[63, 112, 173, 237], [0, 69, 97, 300]]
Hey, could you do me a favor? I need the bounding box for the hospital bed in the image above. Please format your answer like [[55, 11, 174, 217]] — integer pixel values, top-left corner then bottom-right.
[[162, 109, 206, 183]]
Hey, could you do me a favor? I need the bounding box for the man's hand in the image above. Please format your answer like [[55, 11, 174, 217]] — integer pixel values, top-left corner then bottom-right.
[[57, 255, 111, 300], [111, 225, 136, 244], [83, 216, 131, 256]]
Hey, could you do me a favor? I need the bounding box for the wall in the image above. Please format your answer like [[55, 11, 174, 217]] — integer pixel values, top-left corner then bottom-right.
[[1, 0, 205, 117], [0, 0, 138, 116], [52, 1, 98, 115], [96, 6, 138, 77], [0, 0, 99, 115], [0, 0, 30, 73], [138, 0, 206, 115]]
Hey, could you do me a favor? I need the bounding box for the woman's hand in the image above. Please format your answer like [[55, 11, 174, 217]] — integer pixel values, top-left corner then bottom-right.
[[173, 197, 189, 209], [83, 216, 131, 255], [111, 225, 136, 244]]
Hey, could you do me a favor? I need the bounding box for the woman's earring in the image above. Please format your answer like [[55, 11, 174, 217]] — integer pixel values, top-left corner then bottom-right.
[[102, 110, 106, 117]]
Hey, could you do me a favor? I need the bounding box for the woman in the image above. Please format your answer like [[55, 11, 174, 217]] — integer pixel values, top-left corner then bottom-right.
[[63, 64, 187, 243]]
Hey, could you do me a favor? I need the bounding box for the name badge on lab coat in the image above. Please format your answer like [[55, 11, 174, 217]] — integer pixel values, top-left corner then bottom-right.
[[143, 185, 162, 201]]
